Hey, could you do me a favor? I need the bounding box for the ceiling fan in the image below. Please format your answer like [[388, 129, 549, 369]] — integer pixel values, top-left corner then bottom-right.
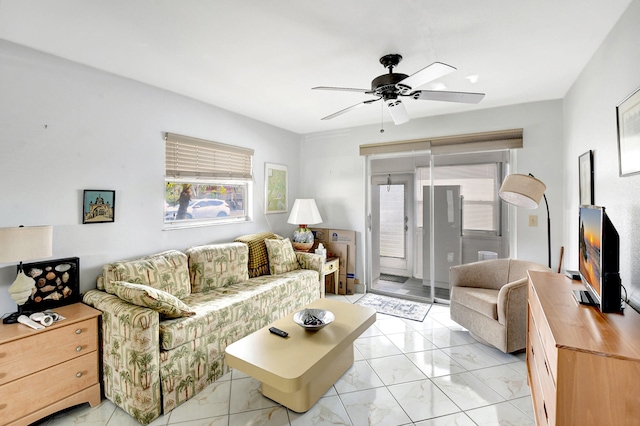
[[313, 54, 485, 125]]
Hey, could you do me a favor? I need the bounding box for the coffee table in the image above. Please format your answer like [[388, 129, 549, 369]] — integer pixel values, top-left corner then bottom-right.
[[225, 298, 376, 412]]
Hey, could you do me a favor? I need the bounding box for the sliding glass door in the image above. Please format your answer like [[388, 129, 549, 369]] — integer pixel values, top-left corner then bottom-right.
[[365, 150, 510, 303]]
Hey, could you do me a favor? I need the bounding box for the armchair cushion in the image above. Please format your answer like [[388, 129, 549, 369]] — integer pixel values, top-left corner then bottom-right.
[[453, 287, 499, 319]]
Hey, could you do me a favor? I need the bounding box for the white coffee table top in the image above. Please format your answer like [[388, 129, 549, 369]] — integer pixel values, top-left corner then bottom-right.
[[225, 298, 376, 393]]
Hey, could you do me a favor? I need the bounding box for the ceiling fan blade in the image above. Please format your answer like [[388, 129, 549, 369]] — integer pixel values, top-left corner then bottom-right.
[[313, 86, 372, 94], [321, 98, 380, 120], [396, 62, 456, 94], [411, 90, 485, 104], [386, 99, 409, 125]]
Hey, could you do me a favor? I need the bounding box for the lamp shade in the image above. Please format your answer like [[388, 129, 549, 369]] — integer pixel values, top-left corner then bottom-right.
[[0, 225, 53, 264], [498, 174, 546, 209], [287, 199, 322, 225]]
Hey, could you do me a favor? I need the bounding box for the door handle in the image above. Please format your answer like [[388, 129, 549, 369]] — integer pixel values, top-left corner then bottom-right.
[[460, 195, 464, 237]]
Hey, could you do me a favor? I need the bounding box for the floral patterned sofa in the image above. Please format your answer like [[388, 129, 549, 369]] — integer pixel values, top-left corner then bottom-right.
[[83, 233, 323, 424]]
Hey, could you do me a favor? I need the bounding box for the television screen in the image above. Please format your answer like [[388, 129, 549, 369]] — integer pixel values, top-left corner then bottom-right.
[[578, 205, 621, 312], [579, 206, 602, 302]]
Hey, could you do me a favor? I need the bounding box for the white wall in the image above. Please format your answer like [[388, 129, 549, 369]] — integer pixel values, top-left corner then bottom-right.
[[0, 40, 303, 315], [302, 100, 564, 285], [563, 0, 640, 308]]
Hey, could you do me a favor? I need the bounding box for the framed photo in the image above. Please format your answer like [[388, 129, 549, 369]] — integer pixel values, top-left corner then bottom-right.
[[20, 257, 80, 313], [83, 189, 115, 223], [579, 150, 594, 206], [264, 163, 288, 214], [617, 86, 640, 176]]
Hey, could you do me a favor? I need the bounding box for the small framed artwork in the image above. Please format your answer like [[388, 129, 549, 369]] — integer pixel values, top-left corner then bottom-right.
[[579, 150, 594, 206], [20, 257, 80, 313], [83, 190, 115, 224], [617, 86, 640, 176], [265, 163, 288, 214]]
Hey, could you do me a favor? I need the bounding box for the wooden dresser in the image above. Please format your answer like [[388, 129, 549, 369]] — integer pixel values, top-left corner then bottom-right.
[[527, 271, 640, 426], [0, 303, 101, 426]]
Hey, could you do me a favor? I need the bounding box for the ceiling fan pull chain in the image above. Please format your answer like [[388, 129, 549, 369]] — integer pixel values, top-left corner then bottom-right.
[[380, 100, 385, 133]]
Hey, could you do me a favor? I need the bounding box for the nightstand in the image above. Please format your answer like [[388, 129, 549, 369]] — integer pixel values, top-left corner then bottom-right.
[[322, 257, 340, 296], [0, 303, 101, 426]]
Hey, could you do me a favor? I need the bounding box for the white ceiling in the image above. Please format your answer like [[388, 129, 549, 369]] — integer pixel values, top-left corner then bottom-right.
[[0, 0, 633, 134]]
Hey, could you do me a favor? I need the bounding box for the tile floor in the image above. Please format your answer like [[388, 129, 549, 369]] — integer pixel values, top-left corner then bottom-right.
[[36, 294, 535, 426]]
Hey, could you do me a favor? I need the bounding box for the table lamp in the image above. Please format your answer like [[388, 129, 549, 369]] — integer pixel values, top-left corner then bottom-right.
[[287, 199, 322, 251], [0, 225, 53, 323], [498, 173, 551, 268]]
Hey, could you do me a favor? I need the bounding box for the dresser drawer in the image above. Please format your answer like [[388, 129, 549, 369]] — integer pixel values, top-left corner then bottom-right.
[[528, 281, 558, 382], [528, 344, 551, 426], [0, 351, 98, 424], [0, 318, 97, 385], [528, 310, 556, 425]]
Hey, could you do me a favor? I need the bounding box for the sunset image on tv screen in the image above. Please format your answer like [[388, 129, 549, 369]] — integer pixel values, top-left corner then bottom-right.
[[579, 207, 602, 293]]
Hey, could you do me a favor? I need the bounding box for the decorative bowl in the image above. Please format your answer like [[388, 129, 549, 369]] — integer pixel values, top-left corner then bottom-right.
[[293, 308, 335, 331], [291, 242, 313, 252]]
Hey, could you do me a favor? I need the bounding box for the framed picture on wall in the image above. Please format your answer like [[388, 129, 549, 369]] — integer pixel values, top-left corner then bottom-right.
[[579, 150, 594, 206], [264, 163, 288, 214], [83, 190, 115, 223], [617, 86, 640, 176]]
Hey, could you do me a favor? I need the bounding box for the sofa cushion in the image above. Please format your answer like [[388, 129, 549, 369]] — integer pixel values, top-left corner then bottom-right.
[[451, 287, 499, 320], [185, 242, 249, 293], [110, 281, 195, 318], [158, 269, 319, 350], [101, 250, 191, 298], [265, 238, 300, 275], [234, 232, 280, 277]]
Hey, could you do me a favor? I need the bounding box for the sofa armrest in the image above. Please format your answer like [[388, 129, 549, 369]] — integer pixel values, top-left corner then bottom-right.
[[295, 252, 324, 281], [83, 289, 162, 424], [496, 277, 528, 326]]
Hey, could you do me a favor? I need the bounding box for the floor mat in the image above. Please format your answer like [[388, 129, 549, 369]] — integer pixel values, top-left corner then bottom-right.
[[379, 273, 409, 283], [355, 293, 431, 322]]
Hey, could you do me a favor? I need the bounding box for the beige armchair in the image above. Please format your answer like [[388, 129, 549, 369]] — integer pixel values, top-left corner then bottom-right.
[[449, 258, 550, 353]]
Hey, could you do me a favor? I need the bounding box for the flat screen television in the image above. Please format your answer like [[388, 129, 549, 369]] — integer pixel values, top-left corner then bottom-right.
[[576, 205, 622, 312]]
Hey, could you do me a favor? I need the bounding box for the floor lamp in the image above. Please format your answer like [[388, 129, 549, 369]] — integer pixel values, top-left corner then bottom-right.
[[498, 173, 551, 268]]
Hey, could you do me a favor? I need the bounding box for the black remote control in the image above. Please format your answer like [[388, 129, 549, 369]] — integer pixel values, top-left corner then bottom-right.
[[269, 327, 288, 338]]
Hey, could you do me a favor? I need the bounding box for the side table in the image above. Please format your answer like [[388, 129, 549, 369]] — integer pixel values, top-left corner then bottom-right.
[[322, 257, 340, 296], [0, 302, 101, 425]]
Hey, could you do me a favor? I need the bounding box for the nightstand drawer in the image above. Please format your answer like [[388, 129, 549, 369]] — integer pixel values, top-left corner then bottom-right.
[[0, 352, 98, 424], [323, 259, 338, 273], [0, 318, 97, 385]]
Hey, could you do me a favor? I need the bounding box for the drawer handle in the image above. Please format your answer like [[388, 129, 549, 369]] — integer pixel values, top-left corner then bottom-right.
[[543, 401, 548, 420], [76, 372, 83, 378], [544, 359, 550, 375], [75, 329, 82, 335], [76, 346, 83, 352]]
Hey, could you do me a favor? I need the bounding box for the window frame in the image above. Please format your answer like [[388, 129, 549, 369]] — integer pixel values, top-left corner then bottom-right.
[[163, 133, 254, 229]]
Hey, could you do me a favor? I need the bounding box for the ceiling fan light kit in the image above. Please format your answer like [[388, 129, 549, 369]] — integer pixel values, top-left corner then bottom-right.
[[314, 53, 485, 125]]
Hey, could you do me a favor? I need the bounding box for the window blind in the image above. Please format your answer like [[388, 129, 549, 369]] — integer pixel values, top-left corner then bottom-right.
[[359, 128, 523, 156], [165, 132, 254, 179]]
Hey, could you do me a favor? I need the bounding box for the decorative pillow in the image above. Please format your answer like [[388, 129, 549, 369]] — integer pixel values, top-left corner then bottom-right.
[[265, 238, 300, 275], [111, 281, 195, 318]]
